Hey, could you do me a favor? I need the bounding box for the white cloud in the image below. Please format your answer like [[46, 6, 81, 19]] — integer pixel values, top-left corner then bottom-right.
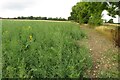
[[0, 0, 79, 19]]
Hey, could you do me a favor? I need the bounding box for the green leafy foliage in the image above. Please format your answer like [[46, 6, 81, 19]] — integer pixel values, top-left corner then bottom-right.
[[107, 2, 120, 17], [2, 20, 92, 78], [69, 2, 106, 25], [69, 2, 119, 25]]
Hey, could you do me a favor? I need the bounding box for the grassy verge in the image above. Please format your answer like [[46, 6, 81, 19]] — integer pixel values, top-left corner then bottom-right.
[[98, 49, 119, 78]]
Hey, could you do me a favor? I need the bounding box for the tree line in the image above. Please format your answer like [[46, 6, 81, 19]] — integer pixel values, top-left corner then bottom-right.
[[2, 16, 67, 21], [69, 2, 120, 25]]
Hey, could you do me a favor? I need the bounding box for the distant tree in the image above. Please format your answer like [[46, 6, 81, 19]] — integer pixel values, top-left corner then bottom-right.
[[37, 16, 42, 20], [10, 16, 66, 21], [17, 17, 21, 19], [13, 17, 17, 19], [41, 17, 47, 20], [21, 16, 26, 19], [29, 16, 34, 19], [48, 17, 52, 20]]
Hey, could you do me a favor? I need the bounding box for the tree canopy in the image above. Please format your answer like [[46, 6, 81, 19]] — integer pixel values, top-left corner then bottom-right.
[[69, 2, 120, 25], [107, 2, 120, 17]]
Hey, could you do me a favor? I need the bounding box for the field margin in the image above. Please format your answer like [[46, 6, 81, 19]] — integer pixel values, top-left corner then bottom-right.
[[0, 18, 2, 79]]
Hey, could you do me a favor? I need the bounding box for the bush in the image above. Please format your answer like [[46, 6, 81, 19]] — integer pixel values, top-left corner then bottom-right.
[[88, 13, 103, 26]]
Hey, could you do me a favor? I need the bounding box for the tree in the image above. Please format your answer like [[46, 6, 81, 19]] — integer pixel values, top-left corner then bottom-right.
[[29, 16, 34, 19], [106, 2, 120, 18], [69, 2, 106, 25], [41, 17, 47, 20], [17, 16, 21, 19], [69, 1, 120, 25]]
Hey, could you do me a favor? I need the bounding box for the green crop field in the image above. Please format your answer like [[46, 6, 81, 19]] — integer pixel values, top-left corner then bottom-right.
[[2, 20, 92, 78]]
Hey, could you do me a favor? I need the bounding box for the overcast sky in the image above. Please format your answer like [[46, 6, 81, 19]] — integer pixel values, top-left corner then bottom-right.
[[0, 0, 119, 23], [0, 0, 80, 19]]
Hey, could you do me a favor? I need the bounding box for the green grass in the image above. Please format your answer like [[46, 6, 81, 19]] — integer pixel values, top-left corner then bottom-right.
[[2, 20, 92, 78]]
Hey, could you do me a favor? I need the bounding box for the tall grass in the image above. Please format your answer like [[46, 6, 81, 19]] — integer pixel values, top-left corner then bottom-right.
[[2, 20, 92, 78]]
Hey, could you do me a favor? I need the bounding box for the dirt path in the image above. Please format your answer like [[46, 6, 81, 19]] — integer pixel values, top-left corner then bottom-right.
[[79, 24, 118, 78]]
